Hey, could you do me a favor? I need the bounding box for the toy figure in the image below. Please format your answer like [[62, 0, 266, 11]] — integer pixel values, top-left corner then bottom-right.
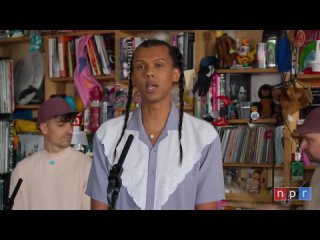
[[235, 37, 256, 67], [215, 30, 236, 68], [250, 105, 260, 120], [257, 84, 277, 118]]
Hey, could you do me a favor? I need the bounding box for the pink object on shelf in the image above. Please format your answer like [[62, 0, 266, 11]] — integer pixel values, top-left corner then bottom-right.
[[74, 35, 102, 109]]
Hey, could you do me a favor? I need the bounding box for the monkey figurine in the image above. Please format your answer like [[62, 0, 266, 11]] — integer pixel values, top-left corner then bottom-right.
[[215, 30, 236, 68]]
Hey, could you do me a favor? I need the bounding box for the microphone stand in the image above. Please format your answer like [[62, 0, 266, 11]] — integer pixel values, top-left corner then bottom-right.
[[107, 134, 134, 210], [5, 178, 23, 210]]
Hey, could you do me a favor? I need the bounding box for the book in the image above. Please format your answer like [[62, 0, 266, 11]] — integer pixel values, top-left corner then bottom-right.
[[57, 35, 73, 77], [104, 35, 115, 72]]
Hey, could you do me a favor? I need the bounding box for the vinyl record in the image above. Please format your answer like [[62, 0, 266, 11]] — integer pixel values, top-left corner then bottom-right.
[[14, 50, 44, 105]]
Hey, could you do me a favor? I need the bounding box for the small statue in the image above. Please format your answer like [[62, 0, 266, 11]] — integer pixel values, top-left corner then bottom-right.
[[235, 37, 256, 67], [250, 105, 260, 120], [257, 84, 277, 118], [215, 30, 236, 68]]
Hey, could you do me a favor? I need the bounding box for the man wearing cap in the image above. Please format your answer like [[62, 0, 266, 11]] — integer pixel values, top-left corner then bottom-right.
[[9, 97, 92, 210], [297, 107, 320, 210]]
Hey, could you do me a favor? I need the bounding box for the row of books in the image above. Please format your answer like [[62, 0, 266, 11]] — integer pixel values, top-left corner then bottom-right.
[[217, 125, 284, 165], [120, 37, 147, 80], [0, 121, 13, 174], [172, 32, 195, 70], [119, 32, 195, 81], [48, 34, 115, 78], [0, 59, 14, 114], [196, 73, 227, 119]]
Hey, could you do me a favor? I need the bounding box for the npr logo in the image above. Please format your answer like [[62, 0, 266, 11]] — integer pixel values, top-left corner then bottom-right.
[[274, 187, 312, 201]]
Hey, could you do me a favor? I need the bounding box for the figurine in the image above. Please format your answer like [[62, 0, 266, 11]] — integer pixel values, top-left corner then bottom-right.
[[257, 84, 277, 118], [235, 37, 256, 67], [215, 30, 236, 68]]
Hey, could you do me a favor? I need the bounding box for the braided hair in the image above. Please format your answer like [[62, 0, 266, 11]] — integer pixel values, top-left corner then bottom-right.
[[113, 39, 185, 164]]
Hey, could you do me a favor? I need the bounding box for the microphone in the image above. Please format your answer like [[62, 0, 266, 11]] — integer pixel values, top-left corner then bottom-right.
[[107, 134, 134, 209], [6, 178, 23, 210]]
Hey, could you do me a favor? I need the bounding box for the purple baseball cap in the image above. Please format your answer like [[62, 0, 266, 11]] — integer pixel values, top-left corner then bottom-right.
[[37, 97, 78, 126], [297, 107, 320, 135]]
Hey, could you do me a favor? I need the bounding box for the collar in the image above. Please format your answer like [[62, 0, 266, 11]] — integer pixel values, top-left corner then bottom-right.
[[126, 101, 180, 147], [127, 101, 179, 132]]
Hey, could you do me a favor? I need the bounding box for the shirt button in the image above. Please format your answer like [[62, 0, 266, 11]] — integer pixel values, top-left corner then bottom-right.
[[147, 198, 152, 203], [148, 171, 153, 175], [152, 149, 157, 153]]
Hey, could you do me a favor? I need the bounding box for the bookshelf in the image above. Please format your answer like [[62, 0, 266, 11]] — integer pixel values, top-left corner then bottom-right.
[[217, 30, 320, 209], [15, 104, 40, 109], [223, 163, 284, 169], [217, 115, 282, 208], [216, 67, 278, 74], [227, 118, 277, 124], [42, 30, 116, 99], [0, 33, 40, 209], [1, 30, 305, 209], [226, 192, 272, 203], [297, 73, 320, 80], [42, 30, 212, 115], [210, 30, 296, 209]]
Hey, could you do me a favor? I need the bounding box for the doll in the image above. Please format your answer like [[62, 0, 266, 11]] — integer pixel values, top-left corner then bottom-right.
[[215, 30, 236, 68], [257, 84, 277, 118]]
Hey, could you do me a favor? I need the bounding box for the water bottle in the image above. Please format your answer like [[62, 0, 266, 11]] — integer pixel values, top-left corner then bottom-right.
[[89, 86, 102, 133]]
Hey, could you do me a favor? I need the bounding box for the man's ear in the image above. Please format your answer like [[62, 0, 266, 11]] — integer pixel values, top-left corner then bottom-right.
[[39, 122, 48, 135], [172, 69, 180, 83]]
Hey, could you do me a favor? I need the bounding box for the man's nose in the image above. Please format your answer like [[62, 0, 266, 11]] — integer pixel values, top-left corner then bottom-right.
[[66, 123, 73, 134], [145, 66, 155, 78]]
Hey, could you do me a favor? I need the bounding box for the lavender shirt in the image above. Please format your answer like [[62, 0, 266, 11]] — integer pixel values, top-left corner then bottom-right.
[[86, 103, 225, 210]]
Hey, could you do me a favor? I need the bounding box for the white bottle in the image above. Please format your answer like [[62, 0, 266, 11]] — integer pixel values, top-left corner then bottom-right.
[[311, 37, 320, 72], [257, 43, 267, 68]]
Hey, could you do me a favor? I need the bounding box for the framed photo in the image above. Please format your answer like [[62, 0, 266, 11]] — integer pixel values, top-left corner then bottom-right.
[[226, 73, 251, 102]]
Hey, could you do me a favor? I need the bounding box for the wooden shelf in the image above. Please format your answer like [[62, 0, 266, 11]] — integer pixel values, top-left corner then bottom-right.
[[292, 199, 306, 206], [252, 118, 277, 124], [304, 165, 320, 170], [216, 67, 278, 74], [226, 192, 272, 203], [227, 119, 250, 124], [227, 118, 277, 125], [15, 104, 40, 110], [0, 36, 30, 44], [42, 30, 115, 38], [50, 75, 115, 82], [223, 163, 284, 168], [183, 104, 193, 112], [297, 74, 320, 80]]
